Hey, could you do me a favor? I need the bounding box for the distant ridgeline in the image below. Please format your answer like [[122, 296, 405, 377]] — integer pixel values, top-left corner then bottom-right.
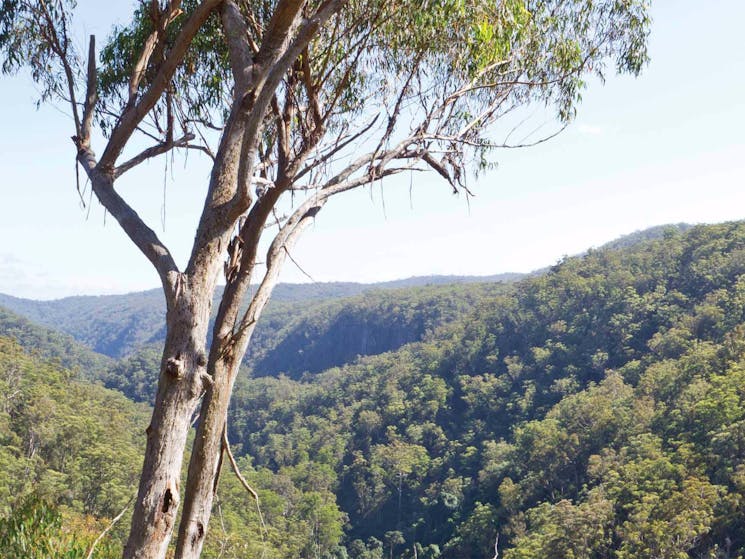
[[0, 273, 523, 359], [0, 273, 523, 404], [5, 221, 745, 558]]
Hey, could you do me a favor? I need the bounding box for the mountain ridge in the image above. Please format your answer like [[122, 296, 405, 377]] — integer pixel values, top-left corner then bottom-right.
[[0, 223, 694, 364], [0, 274, 524, 358], [3, 220, 745, 558]]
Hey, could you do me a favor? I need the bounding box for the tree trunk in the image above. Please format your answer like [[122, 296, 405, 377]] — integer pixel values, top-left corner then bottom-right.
[[123, 277, 213, 559], [174, 214, 304, 558], [175, 355, 238, 559], [175, 320, 265, 558]]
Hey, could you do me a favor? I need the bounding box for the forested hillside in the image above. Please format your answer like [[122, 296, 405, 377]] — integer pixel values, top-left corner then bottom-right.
[[0, 306, 112, 380], [248, 283, 511, 379], [0, 289, 167, 358], [0, 337, 147, 557], [0, 226, 688, 365], [3, 222, 745, 558], [20, 282, 514, 405], [219, 222, 745, 558], [0, 336, 345, 558]]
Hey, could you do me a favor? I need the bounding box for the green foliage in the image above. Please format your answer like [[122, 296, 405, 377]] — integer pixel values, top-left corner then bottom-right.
[[203, 455, 347, 559], [0, 0, 78, 103], [1, 0, 650, 175], [223, 222, 745, 558], [0, 494, 88, 559], [0, 336, 147, 554], [98, 0, 231, 129]]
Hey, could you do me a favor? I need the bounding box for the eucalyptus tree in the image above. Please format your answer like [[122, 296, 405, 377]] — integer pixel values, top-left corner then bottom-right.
[[0, 0, 649, 557]]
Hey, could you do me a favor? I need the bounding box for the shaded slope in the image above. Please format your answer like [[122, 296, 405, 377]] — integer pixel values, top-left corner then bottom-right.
[[249, 282, 512, 379]]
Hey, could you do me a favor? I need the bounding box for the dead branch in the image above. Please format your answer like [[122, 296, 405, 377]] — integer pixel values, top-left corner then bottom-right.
[[128, 1, 184, 103], [221, 419, 268, 539], [114, 133, 196, 177], [293, 115, 380, 182], [79, 35, 97, 149]]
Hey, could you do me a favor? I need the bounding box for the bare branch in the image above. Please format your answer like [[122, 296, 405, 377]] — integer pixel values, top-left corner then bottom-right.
[[38, 0, 81, 138], [424, 124, 567, 150], [222, 424, 259, 503], [270, 94, 290, 175], [221, 417, 269, 539], [421, 151, 454, 191], [185, 143, 217, 160], [85, 496, 134, 559], [87, 172, 180, 297], [220, 0, 255, 93], [114, 133, 197, 177], [79, 34, 97, 148], [372, 55, 421, 160], [185, 0, 346, 288], [294, 115, 379, 182], [300, 45, 323, 138]]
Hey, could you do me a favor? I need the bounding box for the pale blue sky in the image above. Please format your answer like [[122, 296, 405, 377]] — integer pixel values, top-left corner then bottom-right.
[[0, 1, 743, 299]]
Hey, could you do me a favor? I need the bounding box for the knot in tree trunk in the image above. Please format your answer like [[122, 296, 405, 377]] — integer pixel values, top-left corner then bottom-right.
[[165, 356, 184, 379]]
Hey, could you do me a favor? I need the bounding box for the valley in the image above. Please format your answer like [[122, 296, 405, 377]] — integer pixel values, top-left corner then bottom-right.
[[2, 222, 744, 558]]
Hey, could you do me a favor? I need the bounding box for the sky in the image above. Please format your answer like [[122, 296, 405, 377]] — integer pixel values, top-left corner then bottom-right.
[[0, 1, 743, 300]]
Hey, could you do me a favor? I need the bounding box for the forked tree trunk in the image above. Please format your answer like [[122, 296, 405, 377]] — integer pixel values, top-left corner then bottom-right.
[[174, 218, 306, 558], [123, 278, 214, 559], [175, 297, 272, 558]]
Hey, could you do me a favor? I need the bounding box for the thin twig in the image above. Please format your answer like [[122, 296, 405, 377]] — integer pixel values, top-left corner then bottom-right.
[[85, 496, 134, 559], [222, 422, 268, 538], [283, 245, 315, 281]]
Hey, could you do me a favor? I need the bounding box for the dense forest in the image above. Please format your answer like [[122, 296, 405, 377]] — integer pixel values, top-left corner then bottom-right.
[[2, 222, 745, 558]]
